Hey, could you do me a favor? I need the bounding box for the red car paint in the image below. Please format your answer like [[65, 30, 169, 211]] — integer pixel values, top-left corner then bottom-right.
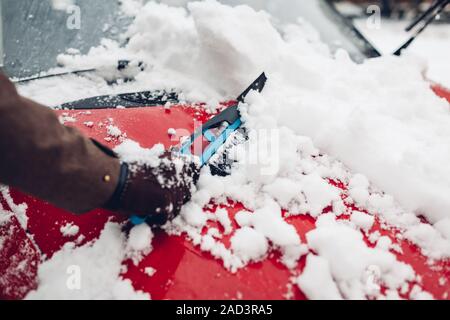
[[432, 84, 450, 103], [0, 85, 449, 300]]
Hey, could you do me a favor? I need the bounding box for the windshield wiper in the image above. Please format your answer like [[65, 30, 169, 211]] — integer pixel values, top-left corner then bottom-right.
[[11, 60, 143, 84], [394, 0, 449, 56], [12, 68, 96, 84]]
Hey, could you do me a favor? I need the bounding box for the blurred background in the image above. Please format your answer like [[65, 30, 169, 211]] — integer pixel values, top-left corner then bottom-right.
[[0, 0, 448, 86], [332, 0, 449, 87], [333, 0, 450, 20]]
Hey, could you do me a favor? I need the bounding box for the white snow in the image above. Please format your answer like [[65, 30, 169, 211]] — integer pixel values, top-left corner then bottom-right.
[[26, 222, 150, 300], [296, 254, 343, 300], [348, 174, 370, 207], [107, 125, 123, 138], [0, 186, 28, 229], [13, 0, 450, 300], [180, 202, 208, 228], [167, 128, 177, 136], [263, 177, 303, 209], [305, 214, 417, 299], [403, 223, 450, 259], [66, 48, 81, 55], [215, 208, 233, 235], [60, 223, 80, 237], [230, 227, 268, 264], [126, 224, 154, 266], [375, 236, 393, 252], [59, 114, 77, 124], [114, 139, 164, 168], [350, 211, 375, 232], [235, 210, 253, 227], [410, 284, 434, 300], [434, 218, 450, 240], [51, 0, 74, 11], [244, 200, 306, 268], [144, 267, 157, 277], [0, 208, 12, 226], [354, 18, 450, 88], [300, 174, 340, 217]]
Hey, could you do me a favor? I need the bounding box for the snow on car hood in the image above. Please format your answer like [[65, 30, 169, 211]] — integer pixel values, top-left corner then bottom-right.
[[20, 0, 450, 300]]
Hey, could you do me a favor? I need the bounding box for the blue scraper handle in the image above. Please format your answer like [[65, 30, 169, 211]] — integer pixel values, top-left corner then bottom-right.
[[130, 73, 266, 225]]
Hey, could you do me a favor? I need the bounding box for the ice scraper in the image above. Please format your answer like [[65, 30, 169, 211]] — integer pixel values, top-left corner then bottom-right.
[[130, 73, 267, 225]]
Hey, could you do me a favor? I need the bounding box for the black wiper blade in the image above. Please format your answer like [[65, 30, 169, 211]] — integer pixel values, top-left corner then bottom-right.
[[12, 60, 143, 84], [58, 90, 179, 110], [405, 0, 448, 32], [394, 0, 449, 56], [12, 68, 96, 84]]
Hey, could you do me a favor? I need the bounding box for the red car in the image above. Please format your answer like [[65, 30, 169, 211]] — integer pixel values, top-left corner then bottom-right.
[[0, 0, 449, 300]]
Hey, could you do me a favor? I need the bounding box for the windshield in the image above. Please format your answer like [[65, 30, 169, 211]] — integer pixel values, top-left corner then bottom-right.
[[223, 0, 380, 61], [1, 0, 130, 78], [0, 0, 379, 79]]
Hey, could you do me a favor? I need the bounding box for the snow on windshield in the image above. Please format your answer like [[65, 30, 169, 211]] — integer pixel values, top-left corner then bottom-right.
[[354, 18, 450, 88], [16, 0, 450, 300]]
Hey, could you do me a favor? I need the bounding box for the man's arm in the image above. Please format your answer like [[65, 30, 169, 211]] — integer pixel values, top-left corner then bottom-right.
[[0, 72, 120, 213], [0, 73, 198, 221]]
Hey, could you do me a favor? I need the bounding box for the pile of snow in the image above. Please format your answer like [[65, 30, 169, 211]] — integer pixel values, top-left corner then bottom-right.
[[230, 227, 268, 264], [233, 200, 307, 268], [302, 214, 415, 299], [126, 223, 154, 265], [106, 125, 123, 138], [26, 222, 150, 300], [60, 222, 80, 237], [296, 254, 343, 300], [114, 139, 165, 168], [15, 0, 450, 299], [0, 186, 28, 229], [0, 208, 12, 230]]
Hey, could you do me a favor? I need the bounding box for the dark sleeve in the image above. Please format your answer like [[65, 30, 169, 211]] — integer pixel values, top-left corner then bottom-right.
[[0, 73, 120, 214]]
